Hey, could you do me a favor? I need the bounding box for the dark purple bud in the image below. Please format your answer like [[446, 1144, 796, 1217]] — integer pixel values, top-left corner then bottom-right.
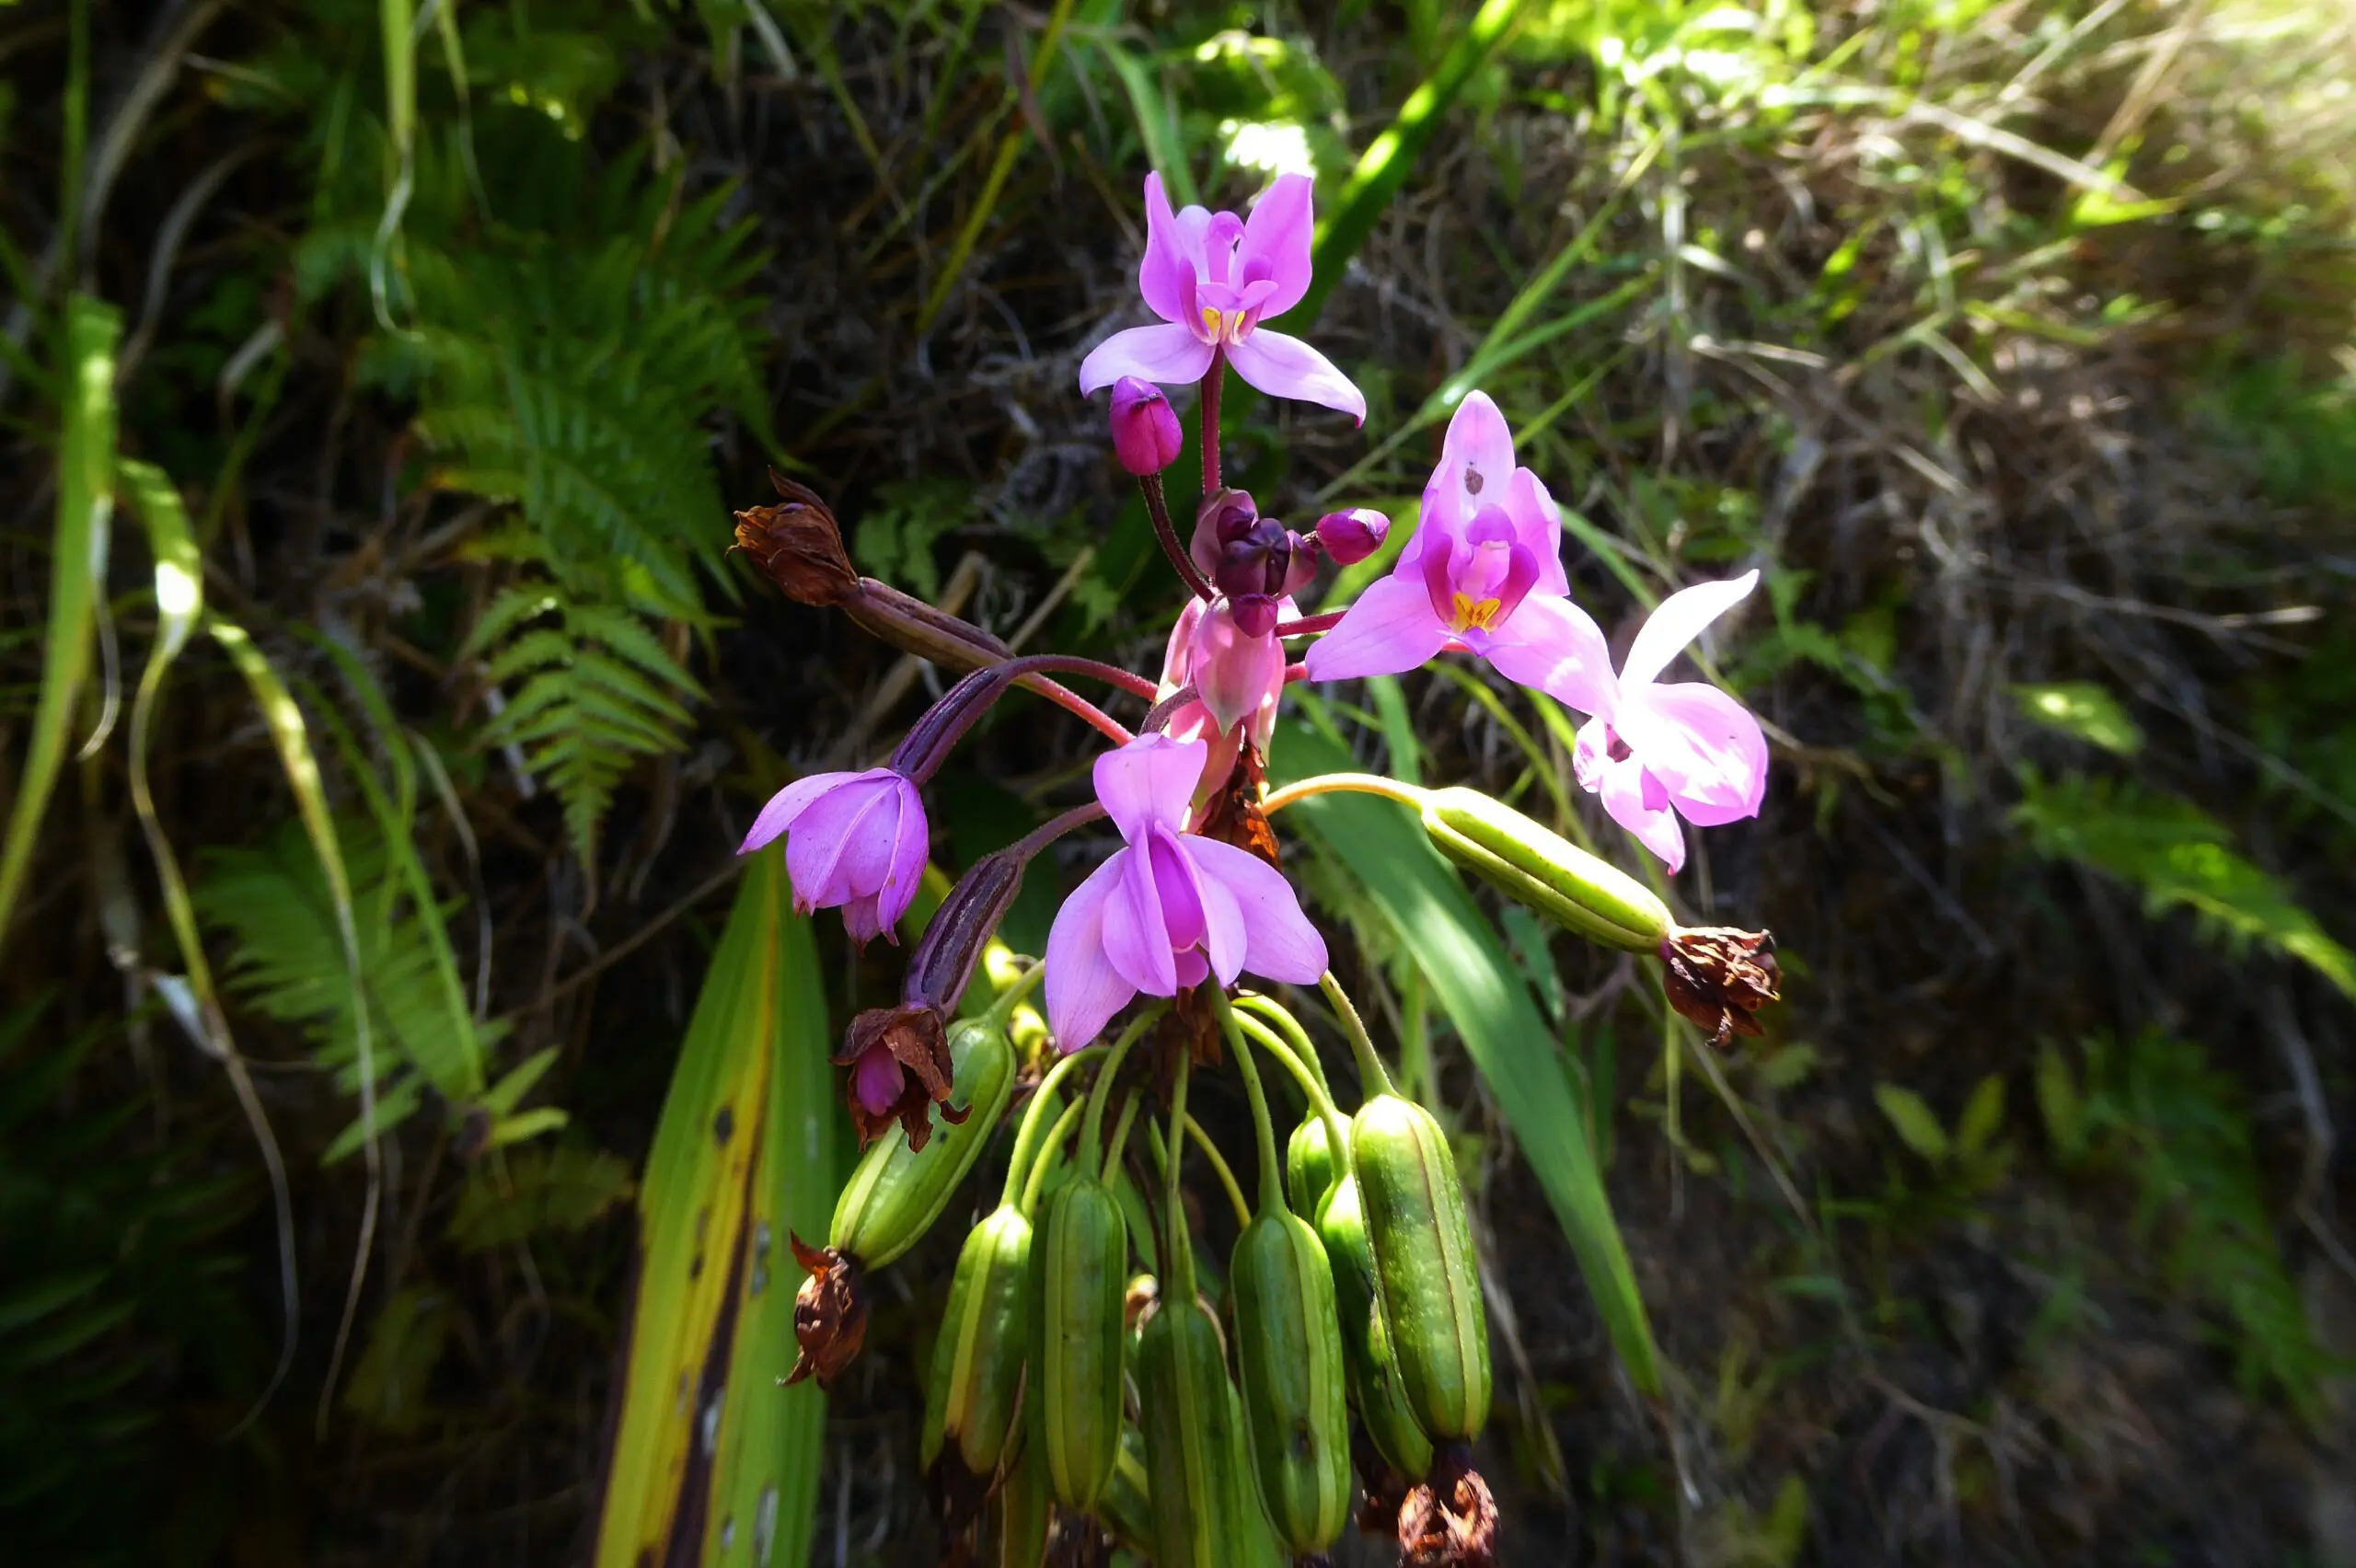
[[1192, 487, 1259, 581], [1314, 506, 1391, 566], [902, 848, 1026, 1016], [1228, 594, 1280, 639], [1109, 376, 1183, 477], [1213, 517, 1296, 603]]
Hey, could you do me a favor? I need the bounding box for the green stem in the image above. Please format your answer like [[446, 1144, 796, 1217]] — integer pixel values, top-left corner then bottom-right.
[[1235, 993, 1331, 1099], [1163, 1049, 1194, 1299], [1232, 1010, 1352, 1176], [999, 1043, 1104, 1208], [982, 955, 1048, 1027], [1019, 1098, 1088, 1216], [1081, 1008, 1158, 1174], [1183, 1114, 1252, 1230], [1321, 971, 1395, 1098], [1216, 995, 1285, 1215], [1260, 771, 1429, 816], [1102, 1090, 1142, 1186]]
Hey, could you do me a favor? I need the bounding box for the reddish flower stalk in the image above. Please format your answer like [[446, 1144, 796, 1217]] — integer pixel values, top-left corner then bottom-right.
[[1273, 609, 1345, 638], [1139, 470, 1218, 602]]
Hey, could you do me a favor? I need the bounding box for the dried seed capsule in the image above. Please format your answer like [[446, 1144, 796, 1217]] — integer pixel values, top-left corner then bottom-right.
[[1420, 785, 1671, 951], [1099, 1424, 1156, 1556], [1352, 1091, 1492, 1441], [924, 1203, 1033, 1478], [1315, 1175, 1433, 1478], [829, 1017, 1017, 1268], [1028, 1176, 1127, 1510], [1285, 1113, 1345, 1222], [1137, 1294, 1252, 1568], [1230, 1209, 1352, 1552]]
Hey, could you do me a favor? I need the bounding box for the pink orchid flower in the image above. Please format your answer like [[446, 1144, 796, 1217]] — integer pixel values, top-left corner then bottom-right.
[[1045, 734, 1328, 1049], [1077, 172, 1366, 423], [1156, 594, 1298, 803], [1304, 392, 1612, 710], [740, 767, 928, 943], [1572, 571, 1771, 873]]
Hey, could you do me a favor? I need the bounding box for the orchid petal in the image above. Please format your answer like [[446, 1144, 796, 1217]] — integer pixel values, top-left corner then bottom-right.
[[1504, 466, 1569, 597], [1421, 391, 1518, 535], [1138, 172, 1195, 325], [852, 1046, 904, 1116], [1045, 853, 1137, 1050], [1595, 755, 1687, 872], [1193, 600, 1286, 735], [1483, 594, 1617, 716], [877, 783, 931, 928], [1622, 570, 1760, 690], [1237, 172, 1314, 318], [1184, 836, 1329, 983], [1302, 573, 1452, 682], [1079, 323, 1216, 395], [1148, 830, 1209, 955], [1223, 329, 1366, 422], [841, 893, 889, 948], [1617, 681, 1769, 825], [740, 769, 863, 854], [1190, 843, 1249, 986], [1571, 716, 1611, 792], [782, 775, 893, 909], [1103, 843, 1180, 997], [1093, 732, 1204, 842]]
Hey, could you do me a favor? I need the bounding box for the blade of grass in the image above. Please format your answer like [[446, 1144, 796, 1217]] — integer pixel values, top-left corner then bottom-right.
[[0, 294, 117, 946], [1298, 0, 1528, 325], [208, 615, 383, 1434], [1272, 709, 1662, 1396], [1092, 35, 1198, 207], [593, 851, 829, 1568], [118, 457, 301, 1435]]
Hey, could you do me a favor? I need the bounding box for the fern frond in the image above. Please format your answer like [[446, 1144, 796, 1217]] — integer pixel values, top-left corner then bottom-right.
[[2012, 767, 2356, 1001]]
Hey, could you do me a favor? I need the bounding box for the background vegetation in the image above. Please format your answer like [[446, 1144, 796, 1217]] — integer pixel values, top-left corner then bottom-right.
[[4, 0, 2354, 1562]]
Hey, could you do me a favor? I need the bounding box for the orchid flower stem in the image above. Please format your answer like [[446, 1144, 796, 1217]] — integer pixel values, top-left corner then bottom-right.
[[1019, 1098, 1088, 1217], [981, 954, 1047, 1028], [1017, 675, 1136, 746], [1009, 801, 1110, 863], [1201, 348, 1227, 495], [1231, 1009, 1352, 1169], [1139, 472, 1217, 601], [1259, 772, 1430, 816], [1217, 997, 1285, 1216], [1103, 1090, 1143, 1187], [1081, 1007, 1159, 1173], [1234, 993, 1331, 1099], [1139, 684, 1196, 735], [1183, 1113, 1253, 1231], [1273, 611, 1345, 639], [999, 1043, 1106, 1208], [1164, 1048, 1195, 1299], [1320, 970, 1396, 1099]]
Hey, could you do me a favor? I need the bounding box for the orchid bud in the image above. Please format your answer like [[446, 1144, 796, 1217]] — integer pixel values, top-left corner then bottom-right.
[[1227, 593, 1279, 640], [1109, 376, 1183, 476], [1212, 517, 1295, 604], [1191, 487, 1259, 581], [1313, 506, 1389, 566]]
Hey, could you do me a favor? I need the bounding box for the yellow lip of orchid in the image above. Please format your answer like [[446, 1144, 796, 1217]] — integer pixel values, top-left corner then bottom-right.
[[1449, 594, 1505, 633]]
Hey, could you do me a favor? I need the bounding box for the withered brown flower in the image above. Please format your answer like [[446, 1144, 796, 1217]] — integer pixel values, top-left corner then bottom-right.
[[836, 1004, 968, 1150], [1659, 926, 1782, 1046], [733, 469, 860, 606], [784, 1235, 868, 1388], [1397, 1445, 1498, 1568]]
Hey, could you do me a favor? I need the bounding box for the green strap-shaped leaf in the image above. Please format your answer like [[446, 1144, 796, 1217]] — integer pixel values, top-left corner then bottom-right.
[[594, 850, 831, 1568], [1271, 717, 1662, 1396], [0, 294, 118, 945]]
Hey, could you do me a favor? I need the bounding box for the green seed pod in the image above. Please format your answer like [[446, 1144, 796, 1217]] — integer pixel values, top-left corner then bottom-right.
[[1099, 1424, 1155, 1556], [829, 1018, 1017, 1268], [1230, 1209, 1352, 1552], [993, 1427, 1052, 1568], [1352, 1091, 1491, 1441], [1230, 1376, 1290, 1568], [1285, 1114, 1345, 1221], [1137, 1295, 1251, 1568], [925, 1203, 1033, 1478], [1028, 1176, 1126, 1510], [1315, 1175, 1433, 1478], [1421, 785, 1670, 951]]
